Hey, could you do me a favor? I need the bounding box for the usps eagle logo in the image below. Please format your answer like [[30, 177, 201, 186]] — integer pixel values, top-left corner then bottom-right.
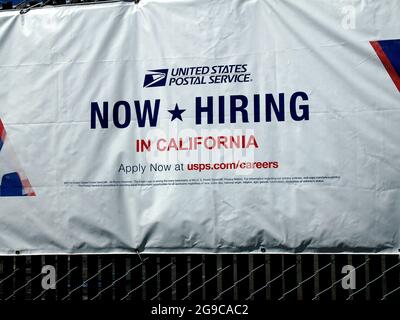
[[0, 119, 35, 197], [143, 69, 169, 88], [371, 39, 400, 92]]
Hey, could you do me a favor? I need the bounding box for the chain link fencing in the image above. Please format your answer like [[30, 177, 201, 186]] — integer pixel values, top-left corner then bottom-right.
[[0, 254, 399, 301]]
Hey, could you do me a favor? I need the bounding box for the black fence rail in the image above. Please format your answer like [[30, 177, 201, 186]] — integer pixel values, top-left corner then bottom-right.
[[0, 254, 399, 301], [1, 0, 134, 11]]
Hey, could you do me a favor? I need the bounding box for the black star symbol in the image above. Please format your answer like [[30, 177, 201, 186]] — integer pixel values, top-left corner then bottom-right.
[[168, 104, 186, 121]]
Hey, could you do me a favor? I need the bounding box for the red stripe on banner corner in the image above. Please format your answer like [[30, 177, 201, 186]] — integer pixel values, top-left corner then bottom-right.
[[370, 41, 400, 92], [17, 173, 36, 197], [0, 119, 6, 143]]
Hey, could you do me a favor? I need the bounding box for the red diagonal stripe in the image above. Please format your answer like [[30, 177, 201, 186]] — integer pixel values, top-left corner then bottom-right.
[[0, 119, 6, 143], [21, 179, 36, 197], [18, 174, 36, 197], [371, 41, 400, 92]]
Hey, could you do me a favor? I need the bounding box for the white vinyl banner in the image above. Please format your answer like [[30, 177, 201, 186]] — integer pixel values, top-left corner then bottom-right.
[[0, 0, 399, 254]]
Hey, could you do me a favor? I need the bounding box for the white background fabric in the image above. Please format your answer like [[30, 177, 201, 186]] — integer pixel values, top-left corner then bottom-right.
[[0, 0, 399, 254]]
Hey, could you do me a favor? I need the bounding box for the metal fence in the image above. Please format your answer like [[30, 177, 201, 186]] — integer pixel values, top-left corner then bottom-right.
[[0, 254, 399, 301], [1, 0, 133, 10]]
